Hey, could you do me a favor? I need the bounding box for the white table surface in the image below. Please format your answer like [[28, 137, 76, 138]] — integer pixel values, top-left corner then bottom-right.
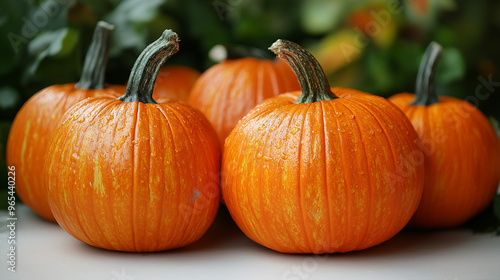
[[1, 205, 499, 280]]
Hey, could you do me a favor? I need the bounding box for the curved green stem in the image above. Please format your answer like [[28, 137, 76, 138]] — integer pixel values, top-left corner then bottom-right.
[[269, 39, 337, 104], [209, 44, 273, 62], [118, 29, 179, 104], [75, 21, 114, 90], [411, 41, 443, 106]]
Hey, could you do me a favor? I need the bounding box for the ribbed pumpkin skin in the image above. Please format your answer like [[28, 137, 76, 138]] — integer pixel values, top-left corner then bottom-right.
[[188, 58, 300, 148], [153, 65, 200, 101], [6, 84, 124, 221], [222, 88, 424, 254], [44, 97, 221, 252], [389, 93, 500, 228]]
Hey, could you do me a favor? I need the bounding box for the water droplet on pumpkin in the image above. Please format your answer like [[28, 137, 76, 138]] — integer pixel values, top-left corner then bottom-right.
[[376, 128, 382, 133], [368, 130, 374, 135], [291, 127, 300, 135], [388, 124, 394, 130], [348, 115, 355, 119], [72, 153, 79, 160], [280, 152, 289, 160], [166, 160, 170, 164], [256, 152, 262, 159], [335, 112, 343, 117], [275, 141, 282, 149]]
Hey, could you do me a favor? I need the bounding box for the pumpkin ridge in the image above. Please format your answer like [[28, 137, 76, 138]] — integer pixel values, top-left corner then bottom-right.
[[103, 103, 128, 250], [333, 99, 373, 249], [347, 99, 402, 242], [166, 105, 201, 242], [85, 102, 118, 250], [331, 101, 352, 251], [436, 105, 469, 224], [215, 62, 248, 141], [62, 104, 107, 247], [151, 105, 170, 251], [147, 107, 163, 252], [447, 104, 491, 218], [319, 101, 334, 251], [258, 105, 297, 250], [130, 101, 140, 252], [86, 100, 129, 250], [154, 105, 181, 246], [294, 103, 315, 252], [362, 97, 423, 236], [254, 61, 266, 105]]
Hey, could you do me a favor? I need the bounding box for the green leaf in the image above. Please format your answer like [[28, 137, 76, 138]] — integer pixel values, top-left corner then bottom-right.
[[436, 47, 465, 85], [26, 27, 79, 79], [301, 0, 346, 34], [0, 0, 33, 74], [489, 116, 500, 139], [0, 87, 20, 110], [105, 0, 166, 55]]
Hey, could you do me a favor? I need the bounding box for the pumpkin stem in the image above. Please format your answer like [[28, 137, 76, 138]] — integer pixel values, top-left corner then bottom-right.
[[209, 44, 273, 62], [75, 21, 114, 90], [269, 39, 337, 104], [411, 41, 443, 106], [118, 29, 180, 104]]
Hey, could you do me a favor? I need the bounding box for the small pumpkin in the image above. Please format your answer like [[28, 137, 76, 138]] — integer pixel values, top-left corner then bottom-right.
[[153, 65, 200, 101], [222, 40, 424, 254], [44, 30, 221, 252], [6, 21, 124, 222], [188, 45, 301, 148], [389, 42, 500, 228]]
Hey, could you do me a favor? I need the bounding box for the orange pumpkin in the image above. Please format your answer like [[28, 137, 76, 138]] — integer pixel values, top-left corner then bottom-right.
[[44, 30, 221, 252], [6, 21, 124, 222], [222, 40, 424, 254], [188, 45, 300, 148], [389, 42, 500, 228], [153, 65, 200, 101]]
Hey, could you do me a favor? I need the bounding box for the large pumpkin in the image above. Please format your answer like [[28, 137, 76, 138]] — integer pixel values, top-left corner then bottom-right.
[[222, 40, 424, 254], [44, 30, 221, 252], [153, 65, 200, 101], [389, 42, 500, 228], [6, 21, 124, 222], [188, 45, 300, 148]]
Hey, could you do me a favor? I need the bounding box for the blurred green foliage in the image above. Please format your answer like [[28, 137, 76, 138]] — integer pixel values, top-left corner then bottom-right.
[[0, 0, 499, 227]]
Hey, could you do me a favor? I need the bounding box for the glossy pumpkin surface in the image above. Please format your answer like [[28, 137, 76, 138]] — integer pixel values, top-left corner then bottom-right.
[[45, 30, 221, 252], [188, 55, 300, 148], [222, 40, 424, 254], [6, 22, 123, 222], [153, 65, 200, 101], [389, 42, 500, 228]]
